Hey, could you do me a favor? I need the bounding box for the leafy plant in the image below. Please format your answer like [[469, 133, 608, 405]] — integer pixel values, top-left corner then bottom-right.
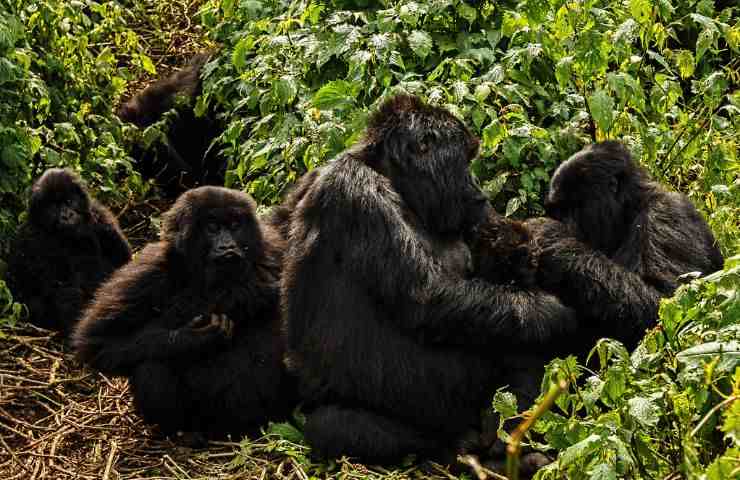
[[200, 0, 738, 256]]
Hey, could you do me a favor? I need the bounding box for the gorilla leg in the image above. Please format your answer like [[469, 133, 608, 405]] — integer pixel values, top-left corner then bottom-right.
[[131, 362, 189, 435], [305, 404, 444, 462]]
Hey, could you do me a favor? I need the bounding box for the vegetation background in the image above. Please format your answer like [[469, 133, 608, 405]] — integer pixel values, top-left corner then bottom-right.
[[0, 0, 738, 478]]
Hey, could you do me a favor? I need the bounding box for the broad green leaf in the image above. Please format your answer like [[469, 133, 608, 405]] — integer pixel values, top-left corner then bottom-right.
[[588, 90, 615, 134], [674, 50, 695, 79], [627, 396, 660, 427], [408, 30, 433, 59], [492, 391, 518, 419], [589, 463, 617, 480], [312, 80, 356, 110], [273, 76, 298, 106], [266, 421, 304, 443], [560, 434, 602, 467]]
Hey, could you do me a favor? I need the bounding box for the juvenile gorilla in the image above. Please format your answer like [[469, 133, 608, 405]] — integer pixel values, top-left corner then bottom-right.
[[73, 187, 293, 439], [7, 168, 131, 333], [117, 53, 223, 195], [532, 141, 724, 353], [281, 95, 575, 462]]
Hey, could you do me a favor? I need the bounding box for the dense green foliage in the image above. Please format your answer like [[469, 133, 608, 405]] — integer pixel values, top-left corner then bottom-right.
[[0, 0, 738, 477], [199, 0, 738, 255]]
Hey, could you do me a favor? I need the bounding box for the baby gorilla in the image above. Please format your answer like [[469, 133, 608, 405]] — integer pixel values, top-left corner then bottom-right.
[[73, 187, 293, 441], [7, 168, 131, 333]]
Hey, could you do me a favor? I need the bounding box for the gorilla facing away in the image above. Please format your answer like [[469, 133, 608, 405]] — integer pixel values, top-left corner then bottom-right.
[[7, 168, 131, 333], [280, 95, 576, 463], [117, 53, 223, 195], [531, 141, 724, 353], [73, 187, 293, 441]]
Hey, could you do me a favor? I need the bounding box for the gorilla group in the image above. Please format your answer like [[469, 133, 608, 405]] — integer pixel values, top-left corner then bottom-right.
[[73, 187, 294, 442], [5, 93, 725, 473], [279, 94, 576, 463], [7, 168, 131, 333]]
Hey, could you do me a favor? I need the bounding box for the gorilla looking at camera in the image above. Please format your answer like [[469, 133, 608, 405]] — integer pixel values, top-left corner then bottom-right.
[[7, 168, 131, 333], [73, 187, 293, 441], [530, 141, 724, 354], [281, 95, 576, 462]]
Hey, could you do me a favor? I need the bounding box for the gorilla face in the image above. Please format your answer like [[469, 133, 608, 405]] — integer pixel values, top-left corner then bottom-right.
[[545, 141, 645, 255], [367, 95, 488, 235], [162, 187, 261, 283], [29, 168, 92, 234]]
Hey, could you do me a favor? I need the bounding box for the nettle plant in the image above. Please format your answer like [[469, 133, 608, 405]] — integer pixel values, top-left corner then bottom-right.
[[200, 0, 737, 251]]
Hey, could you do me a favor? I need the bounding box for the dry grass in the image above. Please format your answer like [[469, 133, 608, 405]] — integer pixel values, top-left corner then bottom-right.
[[0, 324, 470, 480]]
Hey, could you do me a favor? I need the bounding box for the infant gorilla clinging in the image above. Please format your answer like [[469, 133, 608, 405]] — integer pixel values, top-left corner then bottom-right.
[[73, 187, 294, 441]]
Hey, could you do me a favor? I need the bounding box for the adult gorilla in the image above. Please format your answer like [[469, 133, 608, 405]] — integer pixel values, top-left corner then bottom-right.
[[281, 95, 575, 462], [530, 141, 724, 353]]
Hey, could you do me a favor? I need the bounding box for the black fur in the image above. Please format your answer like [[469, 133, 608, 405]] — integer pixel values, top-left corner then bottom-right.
[[6, 168, 131, 333], [72, 187, 293, 438], [534, 141, 724, 352], [280, 95, 575, 463], [118, 53, 224, 195]]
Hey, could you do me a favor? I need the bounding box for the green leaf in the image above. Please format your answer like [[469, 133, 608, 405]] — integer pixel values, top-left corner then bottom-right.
[[589, 463, 617, 480], [474, 84, 491, 103], [273, 75, 298, 106], [587, 90, 615, 134], [560, 434, 602, 467], [312, 81, 356, 110], [627, 396, 660, 427], [674, 50, 695, 79], [265, 421, 304, 444], [457, 3, 477, 24], [492, 391, 518, 418], [408, 30, 433, 59]]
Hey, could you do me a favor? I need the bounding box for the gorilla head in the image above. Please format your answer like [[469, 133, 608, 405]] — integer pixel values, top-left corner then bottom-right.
[[161, 186, 262, 285], [363, 95, 487, 235], [545, 141, 649, 255], [29, 168, 93, 234]]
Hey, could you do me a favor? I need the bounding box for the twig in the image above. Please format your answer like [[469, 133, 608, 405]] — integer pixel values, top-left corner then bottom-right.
[[458, 453, 508, 480], [506, 380, 569, 480]]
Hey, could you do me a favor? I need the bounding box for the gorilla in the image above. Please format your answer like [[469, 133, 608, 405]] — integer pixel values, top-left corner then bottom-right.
[[531, 141, 724, 354], [6, 168, 131, 333], [280, 95, 576, 463], [72, 187, 293, 441], [117, 53, 223, 195]]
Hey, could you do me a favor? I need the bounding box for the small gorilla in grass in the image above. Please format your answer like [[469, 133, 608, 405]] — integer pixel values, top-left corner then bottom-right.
[[531, 141, 724, 354], [6, 168, 131, 333], [117, 53, 223, 195], [281, 94, 576, 463], [73, 187, 293, 441]]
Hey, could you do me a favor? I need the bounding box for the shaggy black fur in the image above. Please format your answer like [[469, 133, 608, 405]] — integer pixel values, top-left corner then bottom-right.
[[72, 187, 293, 439], [280, 95, 576, 463], [117, 53, 223, 195], [6, 168, 131, 333], [533, 141, 724, 353]]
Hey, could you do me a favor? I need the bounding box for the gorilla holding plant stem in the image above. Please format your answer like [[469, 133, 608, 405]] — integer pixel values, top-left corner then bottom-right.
[[530, 141, 724, 355], [73, 187, 293, 441], [7, 168, 131, 333], [281, 95, 576, 463]]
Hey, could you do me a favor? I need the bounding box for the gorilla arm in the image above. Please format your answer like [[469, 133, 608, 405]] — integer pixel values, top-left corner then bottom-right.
[[72, 243, 229, 376], [90, 202, 132, 269], [528, 217, 662, 343], [317, 180, 575, 348]]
